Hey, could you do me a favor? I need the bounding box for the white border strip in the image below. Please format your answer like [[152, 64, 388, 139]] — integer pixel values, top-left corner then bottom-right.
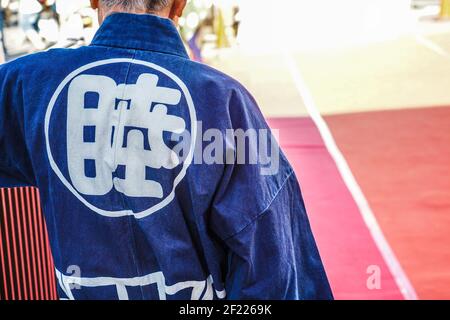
[[415, 35, 450, 58], [283, 51, 418, 300]]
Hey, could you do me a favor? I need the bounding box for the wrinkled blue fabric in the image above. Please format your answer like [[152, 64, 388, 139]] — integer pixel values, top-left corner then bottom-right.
[[0, 13, 333, 300]]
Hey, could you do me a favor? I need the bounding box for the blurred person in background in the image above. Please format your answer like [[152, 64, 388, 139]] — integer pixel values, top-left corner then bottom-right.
[[55, 0, 84, 39], [0, 0, 332, 300], [19, 0, 45, 50], [36, 0, 60, 45], [55, 0, 97, 45], [0, 4, 5, 62]]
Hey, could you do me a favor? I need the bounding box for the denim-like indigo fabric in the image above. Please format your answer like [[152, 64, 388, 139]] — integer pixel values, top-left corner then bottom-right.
[[0, 13, 333, 300]]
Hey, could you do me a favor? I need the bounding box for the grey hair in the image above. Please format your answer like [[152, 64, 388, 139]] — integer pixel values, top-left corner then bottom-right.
[[101, 0, 170, 12]]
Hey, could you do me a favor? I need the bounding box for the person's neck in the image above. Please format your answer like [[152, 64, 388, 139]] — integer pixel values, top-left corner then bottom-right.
[[100, 8, 175, 26], [104, 7, 169, 20]]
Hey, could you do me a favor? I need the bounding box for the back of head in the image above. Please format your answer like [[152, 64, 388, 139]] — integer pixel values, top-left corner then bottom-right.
[[90, 0, 186, 24], [101, 0, 170, 12]]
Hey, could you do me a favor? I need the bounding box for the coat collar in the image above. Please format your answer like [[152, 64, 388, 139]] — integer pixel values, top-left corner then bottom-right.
[[91, 13, 189, 59]]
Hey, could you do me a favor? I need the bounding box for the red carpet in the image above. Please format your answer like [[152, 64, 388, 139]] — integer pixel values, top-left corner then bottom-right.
[[268, 118, 404, 300], [325, 106, 450, 300]]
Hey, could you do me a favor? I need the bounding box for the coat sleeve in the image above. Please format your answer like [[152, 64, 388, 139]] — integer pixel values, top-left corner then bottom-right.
[[210, 86, 333, 300], [0, 63, 35, 188], [223, 172, 333, 300]]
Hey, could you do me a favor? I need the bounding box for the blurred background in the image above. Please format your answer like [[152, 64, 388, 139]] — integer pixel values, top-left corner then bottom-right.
[[0, 0, 449, 300]]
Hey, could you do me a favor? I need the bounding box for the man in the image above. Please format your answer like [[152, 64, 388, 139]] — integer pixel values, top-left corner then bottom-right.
[[19, 0, 46, 50], [0, 0, 333, 300]]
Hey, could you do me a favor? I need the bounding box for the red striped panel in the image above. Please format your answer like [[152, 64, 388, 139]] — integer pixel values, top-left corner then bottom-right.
[[0, 187, 57, 300]]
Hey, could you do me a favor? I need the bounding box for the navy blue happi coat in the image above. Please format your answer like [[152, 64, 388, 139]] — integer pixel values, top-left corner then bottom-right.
[[0, 13, 333, 300]]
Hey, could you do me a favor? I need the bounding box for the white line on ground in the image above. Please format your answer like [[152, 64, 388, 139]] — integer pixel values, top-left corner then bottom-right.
[[283, 50, 418, 300], [416, 34, 450, 58]]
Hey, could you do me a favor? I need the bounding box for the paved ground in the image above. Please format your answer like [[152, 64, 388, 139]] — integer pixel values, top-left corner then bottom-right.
[[209, 24, 450, 116], [208, 3, 450, 115], [208, 50, 309, 117], [293, 34, 450, 114]]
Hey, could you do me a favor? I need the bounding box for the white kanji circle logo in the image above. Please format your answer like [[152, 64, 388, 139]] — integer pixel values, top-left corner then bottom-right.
[[45, 59, 197, 219]]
